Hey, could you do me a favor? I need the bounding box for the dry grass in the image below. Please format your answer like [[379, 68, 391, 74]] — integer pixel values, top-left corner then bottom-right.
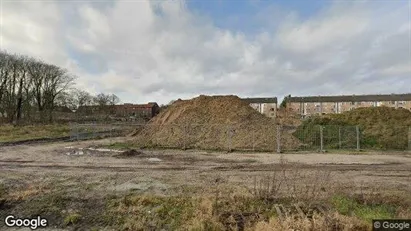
[[253, 213, 370, 231], [0, 158, 409, 230], [250, 156, 335, 204], [0, 123, 69, 142]]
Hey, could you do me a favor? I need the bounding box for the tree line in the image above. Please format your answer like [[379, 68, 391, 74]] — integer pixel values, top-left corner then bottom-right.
[[0, 51, 120, 124]]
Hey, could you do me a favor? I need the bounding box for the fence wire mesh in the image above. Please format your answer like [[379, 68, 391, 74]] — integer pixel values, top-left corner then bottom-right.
[[69, 122, 411, 152]]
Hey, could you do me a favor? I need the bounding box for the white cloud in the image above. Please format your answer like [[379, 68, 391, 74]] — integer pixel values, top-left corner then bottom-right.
[[1, 0, 410, 104], [380, 64, 411, 76]]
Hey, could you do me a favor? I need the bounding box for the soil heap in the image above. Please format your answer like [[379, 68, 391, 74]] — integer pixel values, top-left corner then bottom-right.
[[277, 108, 302, 127], [132, 95, 301, 151]]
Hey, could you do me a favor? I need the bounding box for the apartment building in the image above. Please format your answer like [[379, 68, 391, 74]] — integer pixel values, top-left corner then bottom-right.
[[242, 97, 277, 118], [285, 93, 411, 116]]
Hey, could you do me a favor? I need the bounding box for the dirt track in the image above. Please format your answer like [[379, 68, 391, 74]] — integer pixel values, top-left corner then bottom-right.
[[1, 138, 411, 194]]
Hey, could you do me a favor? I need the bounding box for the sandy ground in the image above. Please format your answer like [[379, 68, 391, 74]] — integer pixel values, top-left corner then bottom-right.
[[0, 137, 410, 195]]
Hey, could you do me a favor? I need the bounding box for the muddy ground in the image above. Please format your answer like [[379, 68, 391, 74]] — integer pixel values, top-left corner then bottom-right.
[[0, 138, 410, 230]]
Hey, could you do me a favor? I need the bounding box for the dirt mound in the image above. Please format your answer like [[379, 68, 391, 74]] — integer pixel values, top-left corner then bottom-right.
[[296, 107, 411, 150], [131, 95, 301, 151], [114, 149, 144, 158], [277, 108, 302, 126]]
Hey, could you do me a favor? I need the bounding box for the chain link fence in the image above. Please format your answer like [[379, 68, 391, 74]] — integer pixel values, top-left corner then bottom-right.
[[285, 125, 359, 152], [69, 122, 144, 141], [70, 122, 411, 152]]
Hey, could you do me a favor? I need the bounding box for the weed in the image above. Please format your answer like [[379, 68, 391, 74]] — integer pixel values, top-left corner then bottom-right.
[[331, 195, 395, 221], [0, 183, 6, 198], [63, 213, 81, 226], [0, 124, 70, 142]]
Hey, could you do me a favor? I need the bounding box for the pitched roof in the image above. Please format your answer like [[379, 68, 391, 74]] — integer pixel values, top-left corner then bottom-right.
[[242, 97, 278, 104], [287, 93, 411, 103]]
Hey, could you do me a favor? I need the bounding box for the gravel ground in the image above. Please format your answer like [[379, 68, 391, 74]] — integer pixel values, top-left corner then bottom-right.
[[0, 137, 410, 193]]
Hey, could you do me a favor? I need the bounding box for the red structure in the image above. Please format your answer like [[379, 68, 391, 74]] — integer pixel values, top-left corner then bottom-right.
[[77, 102, 160, 118], [114, 102, 160, 118]]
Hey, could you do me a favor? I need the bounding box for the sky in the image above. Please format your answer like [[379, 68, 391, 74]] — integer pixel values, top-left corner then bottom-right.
[[1, 0, 410, 105]]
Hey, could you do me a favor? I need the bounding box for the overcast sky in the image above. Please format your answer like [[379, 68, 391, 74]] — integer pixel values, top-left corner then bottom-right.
[[1, 0, 410, 104]]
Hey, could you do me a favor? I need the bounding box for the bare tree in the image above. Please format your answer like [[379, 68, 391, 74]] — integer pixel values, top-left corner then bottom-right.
[[0, 50, 125, 124], [42, 64, 76, 122], [14, 55, 28, 124], [93, 93, 111, 106], [73, 89, 93, 108], [0, 52, 13, 120], [108, 94, 120, 105], [55, 91, 77, 111], [26, 59, 76, 122]]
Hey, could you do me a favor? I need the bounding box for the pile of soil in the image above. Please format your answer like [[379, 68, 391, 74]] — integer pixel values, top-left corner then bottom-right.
[[277, 108, 302, 127], [295, 107, 411, 150], [114, 149, 144, 158], [131, 95, 301, 151]]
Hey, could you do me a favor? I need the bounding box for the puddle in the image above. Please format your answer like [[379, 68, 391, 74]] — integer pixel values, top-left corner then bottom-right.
[[66, 150, 84, 156], [64, 147, 124, 156], [148, 158, 162, 162]]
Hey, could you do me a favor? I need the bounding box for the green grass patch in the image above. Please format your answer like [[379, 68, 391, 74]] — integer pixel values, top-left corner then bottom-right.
[[0, 124, 70, 142], [331, 195, 395, 221]]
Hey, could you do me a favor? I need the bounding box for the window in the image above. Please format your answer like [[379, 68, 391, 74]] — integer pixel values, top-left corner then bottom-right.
[[391, 101, 395, 104]]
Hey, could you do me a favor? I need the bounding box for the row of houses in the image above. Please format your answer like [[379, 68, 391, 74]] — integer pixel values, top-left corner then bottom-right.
[[242, 97, 278, 118], [16, 93, 408, 120], [243, 93, 411, 118]]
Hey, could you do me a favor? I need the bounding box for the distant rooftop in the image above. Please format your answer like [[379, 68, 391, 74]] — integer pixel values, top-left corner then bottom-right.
[[241, 97, 278, 104], [286, 93, 411, 103]]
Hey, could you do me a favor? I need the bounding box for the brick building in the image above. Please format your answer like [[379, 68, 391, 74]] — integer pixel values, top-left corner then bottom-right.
[[114, 102, 160, 118], [242, 97, 278, 118], [77, 102, 160, 118], [285, 93, 411, 117]]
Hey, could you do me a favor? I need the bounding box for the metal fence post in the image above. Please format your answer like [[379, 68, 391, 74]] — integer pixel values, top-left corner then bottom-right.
[[76, 123, 79, 141], [320, 126, 324, 152], [227, 125, 232, 152], [183, 124, 187, 150], [252, 128, 255, 151], [276, 125, 281, 153], [408, 126, 411, 151], [356, 125, 360, 151], [338, 126, 342, 149]]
